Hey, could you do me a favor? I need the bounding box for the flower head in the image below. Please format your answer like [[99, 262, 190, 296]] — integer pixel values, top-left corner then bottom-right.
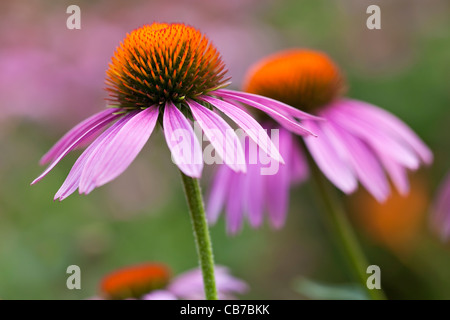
[[244, 49, 345, 112], [96, 262, 248, 300], [208, 49, 433, 233], [32, 24, 320, 200], [106, 23, 228, 108]]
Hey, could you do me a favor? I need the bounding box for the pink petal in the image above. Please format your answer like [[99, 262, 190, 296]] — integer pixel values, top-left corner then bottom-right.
[[265, 129, 292, 228], [54, 116, 133, 200], [303, 121, 358, 194], [188, 99, 246, 173], [244, 154, 264, 228], [327, 104, 420, 170], [163, 102, 203, 178], [32, 112, 120, 185], [289, 138, 309, 184], [199, 96, 284, 164], [79, 108, 158, 194], [378, 153, 410, 196], [142, 290, 177, 300], [40, 108, 120, 165], [214, 90, 317, 137], [206, 165, 232, 224], [337, 99, 433, 165], [226, 172, 245, 234], [216, 89, 322, 121], [212, 266, 249, 295], [327, 122, 390, 202]]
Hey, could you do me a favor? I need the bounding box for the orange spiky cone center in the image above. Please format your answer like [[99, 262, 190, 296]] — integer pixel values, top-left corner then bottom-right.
[[100, 263, 171, 300], [244, 49, 345, 112], [106, 23, 229, 109]]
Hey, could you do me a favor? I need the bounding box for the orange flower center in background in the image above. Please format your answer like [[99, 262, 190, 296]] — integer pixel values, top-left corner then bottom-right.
[[244, 49, 345, 112], [100, 263, 171, 300], [106, 23, 229, 109], [349, 174, 429, 255]]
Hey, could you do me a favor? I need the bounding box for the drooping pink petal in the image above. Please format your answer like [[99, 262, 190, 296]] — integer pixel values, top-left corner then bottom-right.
[[216, 89, 322, 121], [327, 122, 390, 202], [54, 115, 133, 200], [199, 96, 283, 163], [377, 153, 410, 195], [188, 99, 246, 173], [244, 154, 264, 228], [79, 107, 158, 194], [54, 155, 85, 201], [327, 104, 420, 170], [163, 102, 203, 178], [265, 129, 291, 228], [289, 137, 309, 184], [337, 99, 433, 165], [303, 121, 358, 194], [226, 172, 245, 234], [206, 165, 232, 224], [31, 112, 121, 185], [214, 90, 317, 137], [40, 108, 120, 165]]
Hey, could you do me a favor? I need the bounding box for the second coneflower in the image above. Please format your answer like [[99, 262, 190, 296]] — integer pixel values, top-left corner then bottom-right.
[[96, 263, 248, 300], [31, 24, 320, 300], [209, 49, 432, 233], [207, 49, 433, 300]]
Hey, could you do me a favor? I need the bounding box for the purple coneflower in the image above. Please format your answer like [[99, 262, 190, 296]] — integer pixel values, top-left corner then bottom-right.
[[31, 23, 321, 301], [97, 263, 248, 300], [208, 49, 432, 233], [431, 173, 450, 241], [31, 23, 318, 200]]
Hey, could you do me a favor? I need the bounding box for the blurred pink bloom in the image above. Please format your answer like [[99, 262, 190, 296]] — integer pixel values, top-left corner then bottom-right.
[[431, 173, 450, 241], [96, 262, 247, 300], [32, 24, 318, 200], [302, 99, 432, 201], [208, 49, 432, 234], [144, 266, 249, 300]]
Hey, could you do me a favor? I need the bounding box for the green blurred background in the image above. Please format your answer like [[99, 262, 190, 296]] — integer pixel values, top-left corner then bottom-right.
[[0, 0, 449, 299]]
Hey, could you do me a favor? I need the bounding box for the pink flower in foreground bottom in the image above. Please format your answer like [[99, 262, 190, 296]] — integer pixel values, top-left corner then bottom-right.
[[32, 23, 320, 200], [98, 263, 248, 300], [208, 49, 433, 234], [431, 173, 450, 241]]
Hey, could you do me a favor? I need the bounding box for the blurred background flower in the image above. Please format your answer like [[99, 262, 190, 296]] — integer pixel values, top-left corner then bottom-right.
[[431, 173, 450, 241], [0, 0, 449, 299], [95, 262, 247, 300], [349, 173, 429, 255]]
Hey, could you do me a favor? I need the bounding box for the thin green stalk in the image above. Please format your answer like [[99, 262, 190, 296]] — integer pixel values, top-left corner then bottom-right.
[[310, 162, 386, 300], [180, 171, 218, 300]]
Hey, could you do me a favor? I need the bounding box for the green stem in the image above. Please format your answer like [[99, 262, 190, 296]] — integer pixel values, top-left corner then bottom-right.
[[310, 162, 386, 300], [180, 171, 218, 300]]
